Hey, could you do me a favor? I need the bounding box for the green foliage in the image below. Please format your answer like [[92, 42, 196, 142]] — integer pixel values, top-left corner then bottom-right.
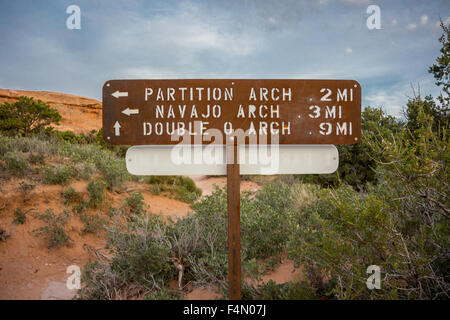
[[99, 160, 129, 191], [244, 280, 319, 300], [43, 165, 74, 185], [299, 107, 403, 189], [405, 95, 449, 136], [72, 199, 89, 214], [79, 212, 106, 235], [0, 96, 61, 136], [146, 176, 202, 203], [242, 180, 293, 260], [34, 209, 71, 249], [287, 105, 449, 299], [61, 186, 81, 205], [123, 191, 145, 215], [28, 152, 45, 165], [2, 152, 28, 176], [77, 261, 123, 300], [53, 129, 97, 144], [107, 215, 174, 289], [429, 19, 450, 108], [87, 179, 106, 208], [144, 288, 183, 300], [13, 208, 26, 224]]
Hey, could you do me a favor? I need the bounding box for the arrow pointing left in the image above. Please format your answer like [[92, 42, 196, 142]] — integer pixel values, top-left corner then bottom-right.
[[114, 121, 121, 136], [122, 107, 139, 116], [112, 90, 128, 98]]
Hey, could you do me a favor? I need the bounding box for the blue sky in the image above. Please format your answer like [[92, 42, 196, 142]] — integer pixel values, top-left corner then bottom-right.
[[0, 0, 448, 117]]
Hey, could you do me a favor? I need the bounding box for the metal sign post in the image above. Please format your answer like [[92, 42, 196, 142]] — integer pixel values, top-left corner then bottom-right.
[[227, 139, 241, 300]]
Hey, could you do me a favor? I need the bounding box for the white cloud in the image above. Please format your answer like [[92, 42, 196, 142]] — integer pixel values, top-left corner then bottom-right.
[[420, 14, 428, 25], [406, 23, 417, 31], [345, 48, 353, 55]]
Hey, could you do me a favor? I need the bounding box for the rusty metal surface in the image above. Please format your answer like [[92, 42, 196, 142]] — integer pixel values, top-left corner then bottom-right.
[[102, 79, 361, 145]]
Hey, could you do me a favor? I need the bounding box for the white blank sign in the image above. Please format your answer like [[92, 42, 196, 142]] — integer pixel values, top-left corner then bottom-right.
[[126, 145, 338, 175]]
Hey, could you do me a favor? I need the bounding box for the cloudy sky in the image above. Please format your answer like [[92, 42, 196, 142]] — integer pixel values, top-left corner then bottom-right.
[[0, 0, 448, 116]]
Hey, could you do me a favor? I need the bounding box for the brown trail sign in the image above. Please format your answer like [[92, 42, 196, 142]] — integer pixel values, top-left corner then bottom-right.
[[102, 79, 361, 300], [103, 79, 361, 145]]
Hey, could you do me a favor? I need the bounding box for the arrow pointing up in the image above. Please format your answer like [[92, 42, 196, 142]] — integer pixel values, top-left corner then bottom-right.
[[122, 107, 139, 116], [113, 121, 121, 136], [111, 90, 128, 98]]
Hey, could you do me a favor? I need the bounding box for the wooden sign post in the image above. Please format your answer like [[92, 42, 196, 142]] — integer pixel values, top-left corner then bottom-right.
[[103, 79, 361, 300]]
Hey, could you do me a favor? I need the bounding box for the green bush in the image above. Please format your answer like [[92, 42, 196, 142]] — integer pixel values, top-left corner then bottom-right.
[[72, 199, 89, 214], [43, 165, 74, 185], [145, 176, 202, 203], [79, 212, 106, 235], [28, 152, 45, 165], [144, 288, 183, 300], [34, 209, 71, 249], [87, 179, 106, 208], [107, 215, 174, 288], [97, 159, 129, 191], [287, 106, 449, 299], [3, 152, 28, 176], [123, 191, 145, 215], [13, 208, 27, 224], [244, 280, 318, 300], [0, 96, 61, 136], [62, 186, 81, 205]]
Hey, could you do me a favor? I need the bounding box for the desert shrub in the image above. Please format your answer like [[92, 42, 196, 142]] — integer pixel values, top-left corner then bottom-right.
[[19, 180, 35, 194], [3, 152, 28, 176], [62, 186, 81, 205], [43, 165, 74, 185], [287, 106, 449, 299], [77, 261, 124, 300], [107, 215, 174, 289], [244, 280, 318, 300], [0, 96, 61, 136], [79, 212, 106, 235], [87, 179, 106, 208], [148, 183, 161, 195], [0, 226, 9, 241], [242, 180, 294, 260], [53, 130, 97, 145], [13, 208, 26, 224], [101, 161, 129, 191], [144, 288, 183, 300], [28, 152, 45, 165], [298, 107, 403, 190], [145, 176, 202, 203], [107, 205, 123, 218], [123, 191, 144, 215], [73, 162, 95, 180], [34, 209, 71, 248], [72, 199, 89, 214]]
